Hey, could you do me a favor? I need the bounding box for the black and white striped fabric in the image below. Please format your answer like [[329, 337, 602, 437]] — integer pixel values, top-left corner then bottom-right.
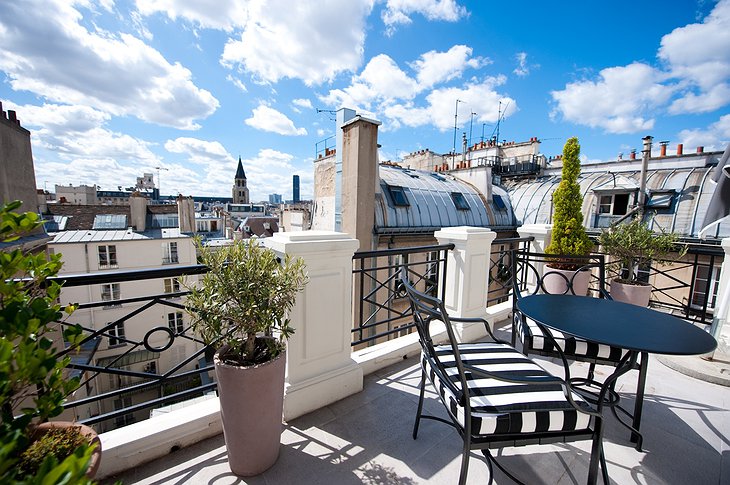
[[424, 342, 592, 436], [517, 316, 624, 363]]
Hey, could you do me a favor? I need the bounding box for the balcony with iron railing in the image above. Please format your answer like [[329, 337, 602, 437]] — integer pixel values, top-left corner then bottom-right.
[[29, 227, 728, 482]]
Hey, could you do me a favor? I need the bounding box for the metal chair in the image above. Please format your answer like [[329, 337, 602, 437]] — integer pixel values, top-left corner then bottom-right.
[[510, 250, 648, 447], [401, 268, 605, 485]]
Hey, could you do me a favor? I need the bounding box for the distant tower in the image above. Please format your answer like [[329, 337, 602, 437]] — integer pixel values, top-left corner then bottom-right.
[[293, 174, 300, 203], [233, 156, 249, 204]]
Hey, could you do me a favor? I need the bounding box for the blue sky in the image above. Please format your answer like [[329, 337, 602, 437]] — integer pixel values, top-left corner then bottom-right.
[[1, 0, 728, 201]]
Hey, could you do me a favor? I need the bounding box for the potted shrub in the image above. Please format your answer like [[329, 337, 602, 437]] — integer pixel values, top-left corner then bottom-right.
[[0, 201, 100, 483], [186, 238, 307, 476], [544, 137, 594, 295], [598, 216, 686, 306]]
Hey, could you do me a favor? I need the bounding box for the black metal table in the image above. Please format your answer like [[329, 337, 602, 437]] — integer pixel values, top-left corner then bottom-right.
[[517, 294, 717, 485]]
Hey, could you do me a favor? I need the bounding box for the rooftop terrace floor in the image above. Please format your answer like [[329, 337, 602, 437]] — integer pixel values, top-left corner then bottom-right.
[[103, 326, 729, 485]]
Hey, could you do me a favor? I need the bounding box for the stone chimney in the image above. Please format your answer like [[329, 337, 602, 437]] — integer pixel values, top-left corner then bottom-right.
[[129, 193, 147, 231], [177, 195, 195, 233], [341, 115, 381, 252]]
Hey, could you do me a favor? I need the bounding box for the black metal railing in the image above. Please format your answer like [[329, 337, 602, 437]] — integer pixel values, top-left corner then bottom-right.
[[50, 264, 222, 432], [641, 245, 723, 325], [487, 236, 534, 307], [352, 244, 453, 347]]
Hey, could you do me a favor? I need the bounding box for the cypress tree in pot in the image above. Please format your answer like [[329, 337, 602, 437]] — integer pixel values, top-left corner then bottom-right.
[[186, 238, 307, 476], [544, 137, 594, 295]]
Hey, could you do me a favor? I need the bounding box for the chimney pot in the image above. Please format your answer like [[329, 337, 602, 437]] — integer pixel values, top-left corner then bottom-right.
[[697, 146, 704, 153], [660, 144, 667, 157], [677, 144, 683, 155], [630, 150, 637, 160]]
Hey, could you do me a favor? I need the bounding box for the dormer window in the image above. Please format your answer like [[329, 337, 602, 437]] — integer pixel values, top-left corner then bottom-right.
[[451, 192, 471, 211], [386, 185, 410, 207], [597, 193, 630, 215]]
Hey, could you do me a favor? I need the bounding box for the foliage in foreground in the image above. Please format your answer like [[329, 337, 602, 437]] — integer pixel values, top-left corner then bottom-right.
[[0, 201, 94, 484]]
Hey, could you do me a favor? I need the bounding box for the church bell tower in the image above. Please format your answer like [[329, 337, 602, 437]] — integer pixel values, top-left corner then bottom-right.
[[232, 156, 249, 204]]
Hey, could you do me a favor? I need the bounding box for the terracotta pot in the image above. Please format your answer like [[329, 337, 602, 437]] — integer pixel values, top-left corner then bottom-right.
[[31, 421, 102, 478], [610, 279, 652, 307], [542, 265, 591, 296], [215, 343, 286, 476]]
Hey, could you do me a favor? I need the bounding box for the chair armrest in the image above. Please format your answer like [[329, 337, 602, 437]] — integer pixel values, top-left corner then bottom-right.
[[448, 316, 508, 344], [462, 363, 563, 386]]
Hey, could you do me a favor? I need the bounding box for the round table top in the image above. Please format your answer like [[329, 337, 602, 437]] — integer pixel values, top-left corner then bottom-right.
[[517, 294, 717, 356]]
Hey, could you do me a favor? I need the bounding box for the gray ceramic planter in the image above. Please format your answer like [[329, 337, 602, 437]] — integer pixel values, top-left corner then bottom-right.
[[214, 343, 286, 476]]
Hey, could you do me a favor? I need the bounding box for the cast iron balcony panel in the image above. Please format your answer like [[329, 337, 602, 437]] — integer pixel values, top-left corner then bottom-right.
[[50, 264, 217, 433], [352, 244, 453, 347]]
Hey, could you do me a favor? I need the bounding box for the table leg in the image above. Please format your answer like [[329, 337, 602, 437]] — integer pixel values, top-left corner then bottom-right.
[[587, 417, 604, 485], [630, 351, 648, 449]]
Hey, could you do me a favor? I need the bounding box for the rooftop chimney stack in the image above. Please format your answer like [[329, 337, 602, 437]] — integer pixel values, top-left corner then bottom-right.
[[630, 149, 637, 160], [697, 146, 704, 153], [677, 143, 683, 155], [660, 141, 669, 157]]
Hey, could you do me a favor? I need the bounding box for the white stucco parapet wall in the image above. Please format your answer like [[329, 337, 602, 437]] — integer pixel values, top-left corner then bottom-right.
[[435, 226, 496, 342], [265, 231, 364, 421]]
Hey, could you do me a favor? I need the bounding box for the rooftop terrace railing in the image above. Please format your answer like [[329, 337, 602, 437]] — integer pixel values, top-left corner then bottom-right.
[[51, 265, 218, 432], [487, 236, 534, 307], [351, 244, 453, 347]]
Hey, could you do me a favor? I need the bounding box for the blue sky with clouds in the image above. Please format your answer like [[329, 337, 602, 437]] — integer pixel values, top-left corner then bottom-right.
[[1, 0, 728, 201]]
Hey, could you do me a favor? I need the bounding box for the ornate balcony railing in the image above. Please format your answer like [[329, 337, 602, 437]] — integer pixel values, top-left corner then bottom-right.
[[641, 245, 723, 325], [51, 265, 220, 432], [487, 236, 534, 307], [351, 244, 453, 347]]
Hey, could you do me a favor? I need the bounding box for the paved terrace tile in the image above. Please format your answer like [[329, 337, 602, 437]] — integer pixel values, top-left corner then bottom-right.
[[103, 329, 730, 485]]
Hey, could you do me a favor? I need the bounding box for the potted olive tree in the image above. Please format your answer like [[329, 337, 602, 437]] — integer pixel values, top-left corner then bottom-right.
[[544, 137, 594, 295], [186, 238, 307, 476], [0, 201, 100, 483], [598, 216, 686, 306]]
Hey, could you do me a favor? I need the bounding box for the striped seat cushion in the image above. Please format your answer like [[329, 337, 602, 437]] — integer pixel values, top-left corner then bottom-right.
[[517, 316, 624, 363], [424, 342, 592, 437]]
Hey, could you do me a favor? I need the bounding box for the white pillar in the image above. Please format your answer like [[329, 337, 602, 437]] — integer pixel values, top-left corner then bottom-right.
[[517, 224, 553, 289], [709, 238, 730, 357], [265, 231, 363, 421], [435, 226, 496, 340], [517, 223, 552, 253]]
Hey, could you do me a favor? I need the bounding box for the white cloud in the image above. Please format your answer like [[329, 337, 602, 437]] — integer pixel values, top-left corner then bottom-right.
[[382, 0, 467, 35], [660, 0, 730, 113], [293, 98, 313, 110], [552, 1, 730, 132], [135, 0, 249, 32], [385, 77, 516, 132], [551, 63, 675, 134], [678, 114, 730, 151], [165, 137, 234, 164], [411, 45, 488, 88], [513, 52, 529, 77], [0, 1, 218, 130], [320, 45, 485, 116], [221, 0, 374, 86], [245, 105, 308, 136], [226, 75, 248, 93], [4, 101, 160, 162]]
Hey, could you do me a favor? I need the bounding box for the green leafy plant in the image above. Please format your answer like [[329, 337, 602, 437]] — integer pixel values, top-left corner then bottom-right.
[[186, 238, 307, 366], [545, 137, 593, 268], [0, 200, 94, 484], [19, 426, 88, 476], [598, 216, 687, 285]]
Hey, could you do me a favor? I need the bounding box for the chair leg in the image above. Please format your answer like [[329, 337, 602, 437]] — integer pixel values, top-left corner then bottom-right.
[[587, 362, 596, 381], [458, 441, 470, 485], [600, 441, 610, 485], [413, 367, 426, 439], [630, 351, 648, 449]]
